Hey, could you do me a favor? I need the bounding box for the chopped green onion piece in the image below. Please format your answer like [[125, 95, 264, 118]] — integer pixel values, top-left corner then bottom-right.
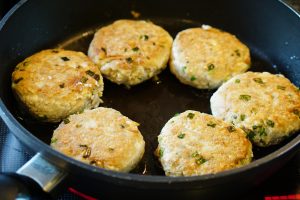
[[242, 128, 256, 140], [191, 152, 199, 158], [207, 63, 215, 71], [61, 57, 70, 61], [195, 157, 207, 165], [207, 122, 216, 128], [51, 138, 58, 144], [63, 118, 70, 124], [240, 114, 246, 121], [235, 79, 240, 83], [86, 70, 95, 77], [75, 124, 82, 128], [126, 57, 133, 63], [190, 76, 196, 81], [81, 76, 88, 83], [239, 94, 251, 101], [187, 113, 195, 119], [177, 133, 185, 139], [252, 125, 266, 136], [132, 47, 139, 51], [159, 149, 164, 158], [235, 49, 241, 57], [266, 120, 275, 127], [253, 78, 264, 84], [277, 85, 286, 90], [83, 147, 91, 158]]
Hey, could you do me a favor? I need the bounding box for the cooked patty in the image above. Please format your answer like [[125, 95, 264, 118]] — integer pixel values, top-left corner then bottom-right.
[[11, 49, 104, 123], [156, 110, 252, 176], [210, 71, 300, 147], [170, 25, 250, 89], [88, 19, 173, 86], [51, 107, 145, 172]]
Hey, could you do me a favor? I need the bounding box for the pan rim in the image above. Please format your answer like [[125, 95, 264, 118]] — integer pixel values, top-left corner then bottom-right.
[[0, 0, 299, 187]]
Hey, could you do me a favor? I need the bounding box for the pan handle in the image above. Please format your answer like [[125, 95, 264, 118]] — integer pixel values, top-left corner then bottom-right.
[[0, 153, 67, 200]]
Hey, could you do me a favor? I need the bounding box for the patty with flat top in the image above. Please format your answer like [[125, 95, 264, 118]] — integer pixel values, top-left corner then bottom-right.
[[170, 25, 250, 89], [11, 49, 104, 122], [156, 110, 253, 176], [88, 19, 173, 87], [211, 71, 300, 147], [51, 107, 145, 172]]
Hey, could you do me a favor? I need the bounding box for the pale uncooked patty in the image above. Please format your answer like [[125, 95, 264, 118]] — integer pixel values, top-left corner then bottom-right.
[[156, 110, 252, 176], [51, 107, 145, 172], [210, 71, 300, 147], [11, 49, 104, 123], [88, 19, 173, 86], [170, 25, 250, 89]]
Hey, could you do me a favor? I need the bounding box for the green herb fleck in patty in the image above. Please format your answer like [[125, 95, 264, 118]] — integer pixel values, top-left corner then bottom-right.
[[187, 113, 195, 119], [207, 122, 216, 128], [195, 157, 207, 165], [277, 85, 286, 90], [126, 57, 133, 63], [177, 133, 185, 139], [266, 120, 275, 127], [132, 47, 139, 52], [207, 63, 215, 71], [239, 94, 251, 101], [253, 77, 264, 84], [61, 57, 70, 61], [63, 118, 70, 124]]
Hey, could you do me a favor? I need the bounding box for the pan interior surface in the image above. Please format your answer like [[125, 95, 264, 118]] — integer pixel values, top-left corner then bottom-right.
[[9, 18, 298, 176]]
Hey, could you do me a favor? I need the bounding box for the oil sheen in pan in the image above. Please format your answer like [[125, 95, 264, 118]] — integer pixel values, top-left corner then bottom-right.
[[14, 18, 298, 175]]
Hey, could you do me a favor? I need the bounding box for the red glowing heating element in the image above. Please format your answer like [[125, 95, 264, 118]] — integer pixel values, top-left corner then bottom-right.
[[68, 188, 98, 200], [265, 194, 300, 200]]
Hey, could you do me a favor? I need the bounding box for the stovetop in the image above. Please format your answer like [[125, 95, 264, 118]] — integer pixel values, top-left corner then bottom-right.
[[0, 1, 300, 199]]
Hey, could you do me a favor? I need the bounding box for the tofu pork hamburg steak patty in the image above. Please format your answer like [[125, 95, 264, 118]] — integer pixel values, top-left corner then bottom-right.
[[11, 49, 104, 123], [210, 72, 300, 147], [156, 111, 252, 176], [170, 25, 250, 89], [88, 19, 173, 86], [51, 107, 145, 172]]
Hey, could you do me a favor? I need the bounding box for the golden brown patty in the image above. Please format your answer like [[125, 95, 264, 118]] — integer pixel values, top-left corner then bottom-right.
[[88, 19, 173, 86], [211, 71, 300, 147], [170, 25, 251, 89], [12, 49, 104, 122], [156, 110, 252, 176], [51, 107, 145, 172]]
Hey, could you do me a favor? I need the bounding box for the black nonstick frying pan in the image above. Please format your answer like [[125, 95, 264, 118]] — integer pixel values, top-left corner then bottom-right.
[[0, 0, 300, 199]]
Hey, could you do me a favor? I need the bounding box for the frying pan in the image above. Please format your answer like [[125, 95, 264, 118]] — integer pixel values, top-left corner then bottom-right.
[[0, 0, 300, 199]]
